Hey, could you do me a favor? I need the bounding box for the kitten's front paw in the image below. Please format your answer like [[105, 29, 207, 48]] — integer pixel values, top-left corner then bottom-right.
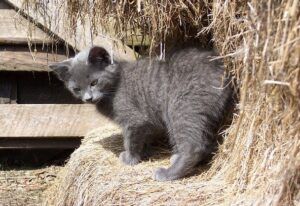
[[119, 151, 141, 166], [153, 168, 173, 181]]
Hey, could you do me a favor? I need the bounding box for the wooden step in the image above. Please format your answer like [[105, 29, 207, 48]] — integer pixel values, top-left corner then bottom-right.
[[0, 104, 116, 138]]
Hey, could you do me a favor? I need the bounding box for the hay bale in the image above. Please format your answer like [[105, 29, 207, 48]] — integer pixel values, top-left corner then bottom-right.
[[38, 0, 299, 205], [44, 127, 221, 205], [207, 0, 300, 205]]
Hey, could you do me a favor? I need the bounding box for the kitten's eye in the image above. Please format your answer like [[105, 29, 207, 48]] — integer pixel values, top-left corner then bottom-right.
[[90, 79, 98, 87], [73, 88, 81, 92]]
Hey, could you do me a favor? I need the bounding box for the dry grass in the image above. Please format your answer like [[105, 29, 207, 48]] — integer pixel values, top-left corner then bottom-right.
[[204, 1, 300, 205], [18, 0, 300, 205], [0, 166, 61, 206], [21, 0, 212, 54]]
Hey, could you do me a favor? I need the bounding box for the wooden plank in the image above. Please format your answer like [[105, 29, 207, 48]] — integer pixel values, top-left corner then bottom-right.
[[0, 104, 118, 137], [6, 0, 138, 62], [0, 46, 67, 71], [0, 137, 81, 149], [0, 4, 52, 44]]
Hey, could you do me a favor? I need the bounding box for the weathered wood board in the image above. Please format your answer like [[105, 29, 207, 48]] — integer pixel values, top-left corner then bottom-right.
[[0, 46, 67, 71], [0, 2, 52, 44], [0, 104, 118, 137], [6, 0, 137, 62]]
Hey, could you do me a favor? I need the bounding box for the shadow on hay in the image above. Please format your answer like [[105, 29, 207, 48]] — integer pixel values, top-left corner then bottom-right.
[[95, 134, 171, 161], [93, 133, 214, 177]]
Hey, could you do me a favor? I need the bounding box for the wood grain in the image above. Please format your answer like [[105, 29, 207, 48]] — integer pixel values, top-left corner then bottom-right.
[[6, 0, 137, 62], [0, 104, 118, 137], [0, 5, 52, 44], [0, 46, 67, 71]]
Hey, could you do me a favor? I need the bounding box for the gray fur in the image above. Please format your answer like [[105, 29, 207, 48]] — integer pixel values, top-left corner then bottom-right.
[[50, 46, 233, 181]]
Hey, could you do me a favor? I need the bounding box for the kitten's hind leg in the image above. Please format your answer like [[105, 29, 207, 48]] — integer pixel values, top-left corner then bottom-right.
[[154, 131, 214, 181], [154, 149, 201, 181]]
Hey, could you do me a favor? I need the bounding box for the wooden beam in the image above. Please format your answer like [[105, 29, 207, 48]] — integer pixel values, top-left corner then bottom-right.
[[0, 49, 49, 71], [0, 104, 118, 137], [0, 4, 52, 44], [6, 0, 137, 62], [0, 45, 67, 71]]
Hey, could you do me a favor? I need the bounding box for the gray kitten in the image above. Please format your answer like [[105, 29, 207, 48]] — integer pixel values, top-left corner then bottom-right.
[[49, 46, 233, 181]]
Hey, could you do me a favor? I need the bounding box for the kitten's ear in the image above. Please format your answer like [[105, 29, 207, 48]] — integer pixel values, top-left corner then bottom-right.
[[88, 46, 110, 65], [49, 60, 72, 81]]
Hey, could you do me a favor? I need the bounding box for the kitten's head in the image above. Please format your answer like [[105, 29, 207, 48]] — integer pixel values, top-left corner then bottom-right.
[[49, 46, 118, 103]]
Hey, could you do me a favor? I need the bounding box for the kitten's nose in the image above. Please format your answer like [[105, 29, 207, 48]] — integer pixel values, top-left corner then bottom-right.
[[83, 93, 92, 102], [84, 97, 92, 102]]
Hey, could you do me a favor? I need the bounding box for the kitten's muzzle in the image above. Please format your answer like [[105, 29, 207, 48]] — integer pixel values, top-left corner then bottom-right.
[[84, 97, 101, 103], [83, 97, 93, 102], [82, 92, 93, 102]]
